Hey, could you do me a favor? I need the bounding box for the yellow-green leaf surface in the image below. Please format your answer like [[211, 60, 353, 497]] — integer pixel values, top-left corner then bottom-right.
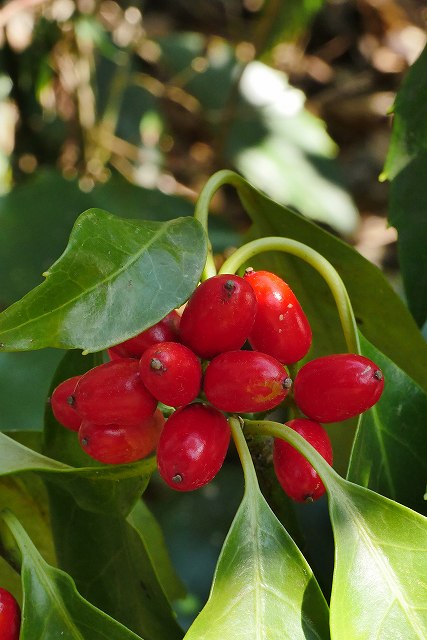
[[184, 420, 330, 640], [0, 210, 207, 353], [249, 422, 427, 640], [0, 511, 145, 640]]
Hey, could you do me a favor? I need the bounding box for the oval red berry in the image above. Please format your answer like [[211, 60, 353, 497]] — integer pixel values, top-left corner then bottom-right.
[[50, 375, 82, 431], [273, 419, 333, 502], [0, 588, 21, 640], [74, 359, 157, 427], [179, 274, 257, 359], [204, 350, 291, 413], [157, 404, 230, 491], [79, 409, 164, 464], [245, 269, 312, 364], [109, 310, 181, 359], [139, 342, 201, 407], [294, 354, 384, 423]]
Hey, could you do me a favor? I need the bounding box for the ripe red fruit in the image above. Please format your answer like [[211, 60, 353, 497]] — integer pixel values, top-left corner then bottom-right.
[[139, 342, 201, 407], [50, 375, 82, 431], [273, 419, 333, 502], [179, 274, 257, 359], [0, 588, 21, 640], [244, 269, 312, 364], [74, 359, 157, 427], [294, 354, 384, 423], [157, 403, 230, 491], [204, 350, 292, 413], [108, 310, 181, 359], [79, 409, 164, 464]]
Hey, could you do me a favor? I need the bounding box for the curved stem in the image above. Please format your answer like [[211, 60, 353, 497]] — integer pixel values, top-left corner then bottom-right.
[[228, 416, 259, 499], [244, 419, 339, 490], [194, 171, 243, 281], [219, 236, 359, 354]]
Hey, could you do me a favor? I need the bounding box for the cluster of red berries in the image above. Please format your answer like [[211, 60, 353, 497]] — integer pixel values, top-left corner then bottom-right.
[[50, 269, 384, 502]]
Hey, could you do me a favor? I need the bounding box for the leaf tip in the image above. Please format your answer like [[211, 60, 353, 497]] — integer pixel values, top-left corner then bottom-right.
[[378, 171, 388, 183]]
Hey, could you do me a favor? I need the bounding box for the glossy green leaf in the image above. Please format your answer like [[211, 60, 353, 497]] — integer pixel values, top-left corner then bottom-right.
[[47, 485, 183, 640], [0, 511, 145, 640], [253, 422, 427, 640], [382, 44, 427, 327], [0, 210, 207, 353], [128, 499, 186, 603], [184, 420, 330, 640], [210, 171, 427, 391], [348, 333, 427, 516]]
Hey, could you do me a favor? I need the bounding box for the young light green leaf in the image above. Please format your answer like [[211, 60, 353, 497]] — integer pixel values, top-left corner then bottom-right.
[[0, 210, 207, 353], [0, 510, 145, 640], [348, 333, 427, 516], [184, 419, 330, 640], [382, 44, 427, 327], [249, 421, 427, 640]]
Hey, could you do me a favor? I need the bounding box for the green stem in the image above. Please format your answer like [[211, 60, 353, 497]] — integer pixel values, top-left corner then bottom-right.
[[219, 236, 360, 354], [194, 170, 243, 281], [228, 416, 260, 500], [244, 419, 339, 489]]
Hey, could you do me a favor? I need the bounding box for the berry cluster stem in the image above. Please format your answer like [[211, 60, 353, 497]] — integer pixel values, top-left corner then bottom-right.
[[243, 419, 339, 491], [228, 416, 260, 499], [219, 237, 360, 354]]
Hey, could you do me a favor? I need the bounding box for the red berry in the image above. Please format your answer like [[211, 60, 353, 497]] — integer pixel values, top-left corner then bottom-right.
[[79, 409, 164, 464], [157, 404, 230, 491], [50, 375, 82, 431], [139, 342, 201, 407], [109, 310, 181, 359], [204, 350, 291, 413], [294, 354, 384, 423], [244, 269, 312, 364], [273, 419, 333, 502], [74, 359, 157, 427], [0, 588, 20, 640], [179, 275, 257, 359]]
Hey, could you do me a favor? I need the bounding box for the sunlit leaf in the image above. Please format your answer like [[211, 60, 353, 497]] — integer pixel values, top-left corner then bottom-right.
[[0, 210, 207, 353], [184, 421, 330, 640]]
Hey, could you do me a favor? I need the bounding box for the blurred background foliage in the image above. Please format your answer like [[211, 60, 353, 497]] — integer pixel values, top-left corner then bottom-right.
[[0, 0, 426, 627]]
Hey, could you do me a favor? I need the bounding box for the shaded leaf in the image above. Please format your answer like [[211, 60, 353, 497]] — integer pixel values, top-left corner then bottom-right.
[[184, 421, 330, 640], [0, 511, 145, 640], [348, 333, 427, 516], [0, 210, 207, 353], [128, 499, 186, 602], [48, 485, 183, 640], [383, 44, 427, 326]]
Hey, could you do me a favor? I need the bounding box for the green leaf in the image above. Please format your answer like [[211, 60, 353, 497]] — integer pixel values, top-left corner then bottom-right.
[[184, 420, 330, 640], [128, 499, 186, 602], [255, 422, 427, 640], [47, 485, 183, 640], [0, 511, 145, 640], [216, 171, 427, 391], [348, 333, 427, 516], [383, 44, 427, 326], [0, 210, 207, 353]]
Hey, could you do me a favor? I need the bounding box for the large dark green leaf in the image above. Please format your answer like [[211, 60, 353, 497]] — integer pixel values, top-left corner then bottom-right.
[[0, 210, 207, 353], [205, 171, 427, 391], [348, 332, 427, 516], [184, 419, 330, 640], [382, 44, 427, 327], [0, 511, 145, 640], [47, 485, 183, 640], [248, 421, 427, 640]]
